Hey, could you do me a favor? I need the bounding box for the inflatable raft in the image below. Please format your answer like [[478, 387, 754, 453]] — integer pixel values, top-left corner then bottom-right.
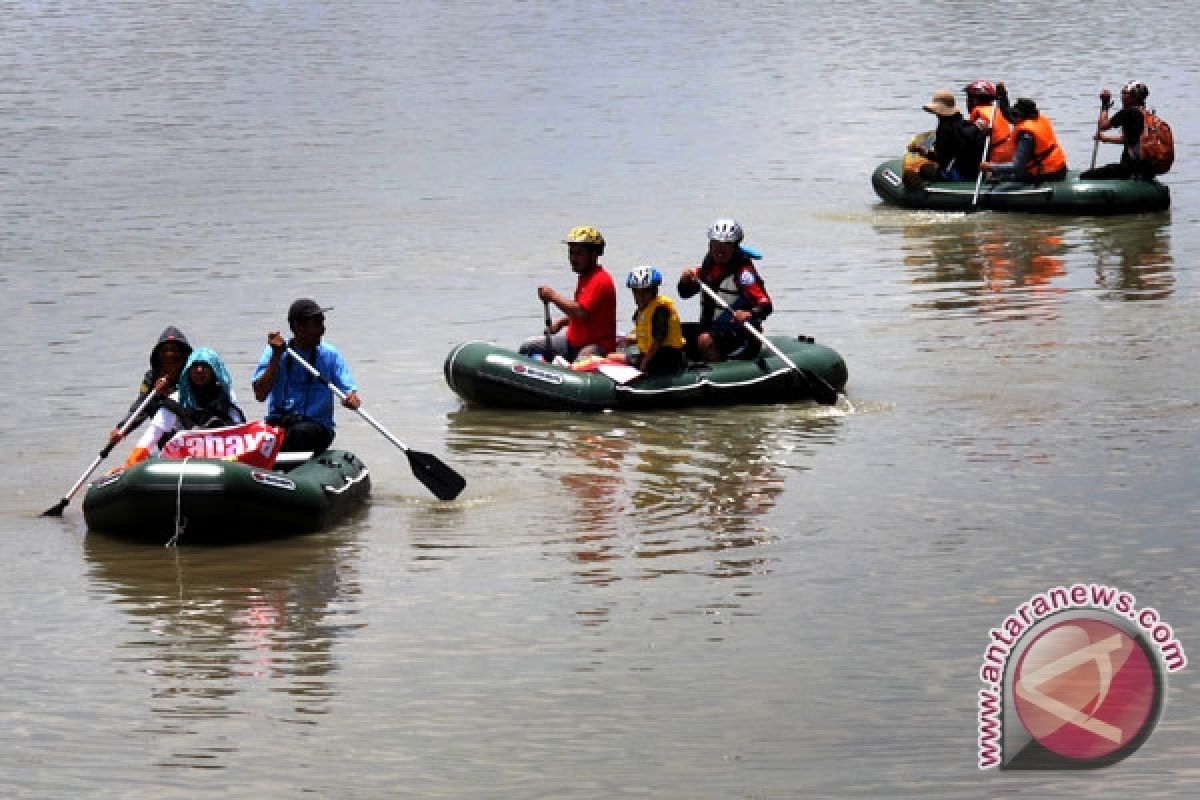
[[443, 336, 849, 411], [83, 449, 370, 542], [871, 158, 1170, 214]]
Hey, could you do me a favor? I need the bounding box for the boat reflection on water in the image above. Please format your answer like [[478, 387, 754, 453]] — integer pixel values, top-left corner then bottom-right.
[[892, 215, 1070, 323], [1081, 214, 1174, 301], [875, 212, 1173, 322], [82, 529, 364, 765], [445, 406, 842, 611]]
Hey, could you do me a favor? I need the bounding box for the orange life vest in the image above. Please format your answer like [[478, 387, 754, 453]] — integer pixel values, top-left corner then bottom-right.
[[971, 104, 1015, 162], [1015, 114, 1067, 177]]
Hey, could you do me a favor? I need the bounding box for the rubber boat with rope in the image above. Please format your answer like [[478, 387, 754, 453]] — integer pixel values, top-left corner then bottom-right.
[[82, 449, 370, 542], [871, 158, 1170, 214], [443, 335, 849, 412]]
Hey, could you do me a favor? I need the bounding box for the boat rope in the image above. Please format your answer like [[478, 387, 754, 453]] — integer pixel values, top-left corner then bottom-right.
[[165, 457, 191, 548]]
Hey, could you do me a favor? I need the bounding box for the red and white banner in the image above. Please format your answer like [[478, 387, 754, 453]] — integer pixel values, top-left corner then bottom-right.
[[161, 420, 285, 469]]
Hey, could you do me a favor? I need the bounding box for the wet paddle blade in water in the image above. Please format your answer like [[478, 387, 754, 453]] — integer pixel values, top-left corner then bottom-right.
[[41, 498, 69, 517], [800, 368, 840, 406], [406, 449, 467, 501]]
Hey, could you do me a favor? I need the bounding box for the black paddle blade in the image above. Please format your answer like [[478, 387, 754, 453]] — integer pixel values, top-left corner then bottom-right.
[[42, 498, 69, 517], [406, 449, 466, 501], [800, 369, 840, 406]]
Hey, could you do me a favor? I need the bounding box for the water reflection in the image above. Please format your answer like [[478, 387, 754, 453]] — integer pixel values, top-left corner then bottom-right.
[[876, 212, 1174, 322], [557, 427, 631, 589], [83, 530, 362, 767], [1080, 215, 1174, 301], [881, 214, 1069, 322], [445, 406, 841, 595]]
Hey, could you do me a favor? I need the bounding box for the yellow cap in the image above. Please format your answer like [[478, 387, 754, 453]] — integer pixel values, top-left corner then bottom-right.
[[563, 226, 605, 246]]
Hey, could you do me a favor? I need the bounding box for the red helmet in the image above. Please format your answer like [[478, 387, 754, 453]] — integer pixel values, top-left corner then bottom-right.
[[964, 80, 997, 100]]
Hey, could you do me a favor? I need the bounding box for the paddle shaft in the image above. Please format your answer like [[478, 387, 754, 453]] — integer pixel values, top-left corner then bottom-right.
[[696, 282, 796, 368], [1090, 97, 1110, 170], [693, 281, 840, 407], [696, 283, 835, 386], [282, 346, 466, 501], [284, 346, 408, 451], [44, 386, 162, 515], [543, 300, 553, 357], [972, 131, 992, 207]]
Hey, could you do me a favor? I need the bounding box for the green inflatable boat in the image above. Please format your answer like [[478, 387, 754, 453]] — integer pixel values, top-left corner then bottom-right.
[[871, 158, 1170, 214], [443, 336, 849, 412], [83, 450, 370, 542]]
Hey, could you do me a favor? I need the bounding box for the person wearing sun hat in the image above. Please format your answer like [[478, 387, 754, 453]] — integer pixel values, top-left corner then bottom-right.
[[252, 297, 360, 454], [981, 97, 1068, 183], [909, 88, 986, 181]]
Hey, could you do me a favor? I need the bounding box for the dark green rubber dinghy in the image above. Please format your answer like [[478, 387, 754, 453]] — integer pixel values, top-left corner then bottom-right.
[[444, 336, 849, 412], [872, 158, 1169, 214], [83, 450, 370, 542]]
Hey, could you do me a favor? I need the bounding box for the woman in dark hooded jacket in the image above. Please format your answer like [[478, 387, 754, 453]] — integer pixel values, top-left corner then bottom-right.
[[109, 326, 192, 444], [124, 347, 245, 466]]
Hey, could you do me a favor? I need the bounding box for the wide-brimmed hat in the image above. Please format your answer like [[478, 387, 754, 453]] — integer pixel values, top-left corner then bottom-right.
[[922, 89, 960, 117], [1011, 97, 1039, 118]]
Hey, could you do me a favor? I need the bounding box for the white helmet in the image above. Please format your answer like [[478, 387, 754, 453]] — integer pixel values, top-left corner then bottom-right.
[[1121, 80, 1149, 101], [707, 218, 744, 243], [626, 266, 662, 289]]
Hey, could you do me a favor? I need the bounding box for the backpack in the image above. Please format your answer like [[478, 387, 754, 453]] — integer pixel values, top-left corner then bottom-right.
[[1138, 109, 1174, 174], [902, 130, 938, 187]]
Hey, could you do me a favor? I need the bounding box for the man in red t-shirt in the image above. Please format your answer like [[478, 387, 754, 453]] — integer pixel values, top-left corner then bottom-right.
[[518, 225, 617, 362]]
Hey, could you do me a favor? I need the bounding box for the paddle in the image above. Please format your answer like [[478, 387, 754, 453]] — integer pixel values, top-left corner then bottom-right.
[[972, 131, 992, 208], [694, 282, 840, 406], [1090, 92, 1112, 170], [543, 300, 553, 359], [283, 346, 466, 501], [42, 385, 164, 516]]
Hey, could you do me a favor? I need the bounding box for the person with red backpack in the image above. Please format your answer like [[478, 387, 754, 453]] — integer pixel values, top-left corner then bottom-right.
[[1081, 81, 1158, 180]]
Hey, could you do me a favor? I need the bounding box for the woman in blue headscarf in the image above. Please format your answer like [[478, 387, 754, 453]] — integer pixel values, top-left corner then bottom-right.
[[176, 347, 243, 429], [124, 347, 246, 465]]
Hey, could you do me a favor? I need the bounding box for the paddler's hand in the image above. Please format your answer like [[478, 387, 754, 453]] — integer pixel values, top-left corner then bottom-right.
[[678, 268, 699, 286], [342, 391, 361, 411], [1099, 89, 1113, 110], [733, 310, 753, 324], [267, 330, 286, 355], [153, 375, 173, 395], [536, 286, 558, 305], [974, 117, 990, 133], [108, 428, 123, 445]]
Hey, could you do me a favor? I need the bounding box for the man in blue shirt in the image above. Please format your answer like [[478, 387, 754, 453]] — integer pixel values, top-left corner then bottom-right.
[[252, 297, 361, 453]]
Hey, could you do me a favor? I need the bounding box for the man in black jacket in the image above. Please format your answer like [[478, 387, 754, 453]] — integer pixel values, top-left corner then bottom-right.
[[910, 89, 986, 181]]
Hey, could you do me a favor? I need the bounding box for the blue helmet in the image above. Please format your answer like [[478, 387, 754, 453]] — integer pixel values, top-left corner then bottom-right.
[[626, 266, 662, 289]]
